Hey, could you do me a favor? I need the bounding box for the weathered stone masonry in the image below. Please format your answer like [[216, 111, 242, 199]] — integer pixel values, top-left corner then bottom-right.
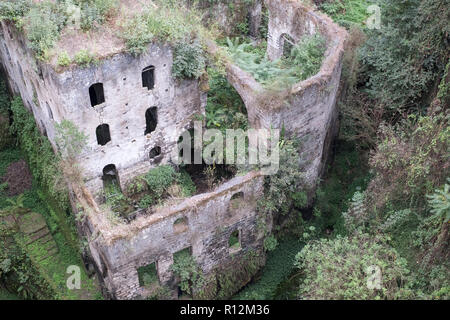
[[0, 0, 347, 299], [84, 171, 266, 299], [0, 20, 206, 200], [225, 0, 347, 186]]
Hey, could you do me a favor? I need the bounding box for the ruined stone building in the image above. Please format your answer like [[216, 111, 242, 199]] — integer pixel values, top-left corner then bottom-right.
[[0, 0, 346, 299]]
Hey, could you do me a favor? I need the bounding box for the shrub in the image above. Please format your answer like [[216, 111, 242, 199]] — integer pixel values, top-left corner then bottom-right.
[[294, 231, 413, 299], [141, 165, 178, 206], [177, 169, 196, 197], [170, 249, 204, 296], [121, 3, 213, 56], [74, 49, 96, 67], [9, 97, 69, 210], [0, 0, 32, 23], [263, 235, 278, 252], [25, 4, 61, 59], [258, 139, 305, 216], [79, 0, 118, 31], [57, 51, 71, 67], [172, 40, 206, 79], [359, 0, 449, 114], [367, 110, 450, 212], [289, 33, 326, 80]]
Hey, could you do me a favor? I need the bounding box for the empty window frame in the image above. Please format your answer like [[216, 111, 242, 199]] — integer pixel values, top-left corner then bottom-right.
[[142, 66, 155, 90], [96, 124, 111, 146], [137, 262, 159, 287], [281, 34, 295, 58], [228, 191, 244, 214], [229, 230, 241, 251], [145, 107, 158, 135], [149, 146, 161, 159], [102, 164, 120, 191], [89, 83, 105, 107]]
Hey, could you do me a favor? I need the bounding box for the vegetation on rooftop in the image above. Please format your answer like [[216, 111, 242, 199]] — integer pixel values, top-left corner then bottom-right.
[[0, 0, 118, 61], [226, 34, 326, 88]]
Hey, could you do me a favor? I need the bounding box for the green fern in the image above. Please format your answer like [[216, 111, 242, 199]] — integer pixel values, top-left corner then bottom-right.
[[427, 179, 450, 222]]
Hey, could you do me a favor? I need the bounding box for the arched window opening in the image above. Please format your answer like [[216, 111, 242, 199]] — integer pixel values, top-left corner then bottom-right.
[[173, 216, 188, 234], [229, 191, 244, 212], [142, 66, 155, 90], [145, 107, 158, 135], [281, 33, 295, 58], [102, 164, 120, 191], [149, 146, 161, 159], [96, 124, 111, 146], [229, 230, 241, 251], [89, 83, 105, 107]]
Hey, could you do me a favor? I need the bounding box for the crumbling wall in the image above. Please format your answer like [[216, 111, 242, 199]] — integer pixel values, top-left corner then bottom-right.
[[81, 171, 266, 299], [0, 21, 62, 143], [0, 21, 207, 200], [225, 0, 347, 185]]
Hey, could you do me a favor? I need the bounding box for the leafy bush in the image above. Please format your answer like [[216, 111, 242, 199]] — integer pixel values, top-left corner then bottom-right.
[[0, 0, 31, 22], [427, 179, 450, 222], [170, 249, 204, 296], [359, 0, 449, 114], [25, 4, 61, 59], [258, 139, 305, 216], [289, 33, 326, 80], [74, 50, 96, 67], [57, 51, 71, 67], [263, 235, 278, 252], [78, 0, 118, 31], [121, 3, 213, 57], [177, 169, 197, 197], [294, 231, 413, 299], [367, 110, 449, 212], [172, 40, 206, 79], [10, 97, 69, 211], [142, 165, 178, 205], [319, 0, 371, 28]]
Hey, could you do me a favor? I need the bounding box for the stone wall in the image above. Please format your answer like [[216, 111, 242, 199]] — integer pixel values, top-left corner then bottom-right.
[[225, 0, 347, 186], [0, 20, 207, 200], [81, 171, 266, 299]]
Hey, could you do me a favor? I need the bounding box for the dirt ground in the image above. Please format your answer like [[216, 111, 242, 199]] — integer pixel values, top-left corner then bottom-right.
[[1, 159, 32, 196]]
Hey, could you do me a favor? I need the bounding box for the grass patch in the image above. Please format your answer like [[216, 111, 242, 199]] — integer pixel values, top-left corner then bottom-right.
[[234, 237, 305, 300], [0, 147, 101, 300], [319, 0, 372, 29]]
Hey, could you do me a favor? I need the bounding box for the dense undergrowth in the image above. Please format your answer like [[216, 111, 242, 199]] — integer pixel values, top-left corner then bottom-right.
[[226, 34, 326, 88], [0, 75, 100, 299], [234, 0, 449, 300]]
